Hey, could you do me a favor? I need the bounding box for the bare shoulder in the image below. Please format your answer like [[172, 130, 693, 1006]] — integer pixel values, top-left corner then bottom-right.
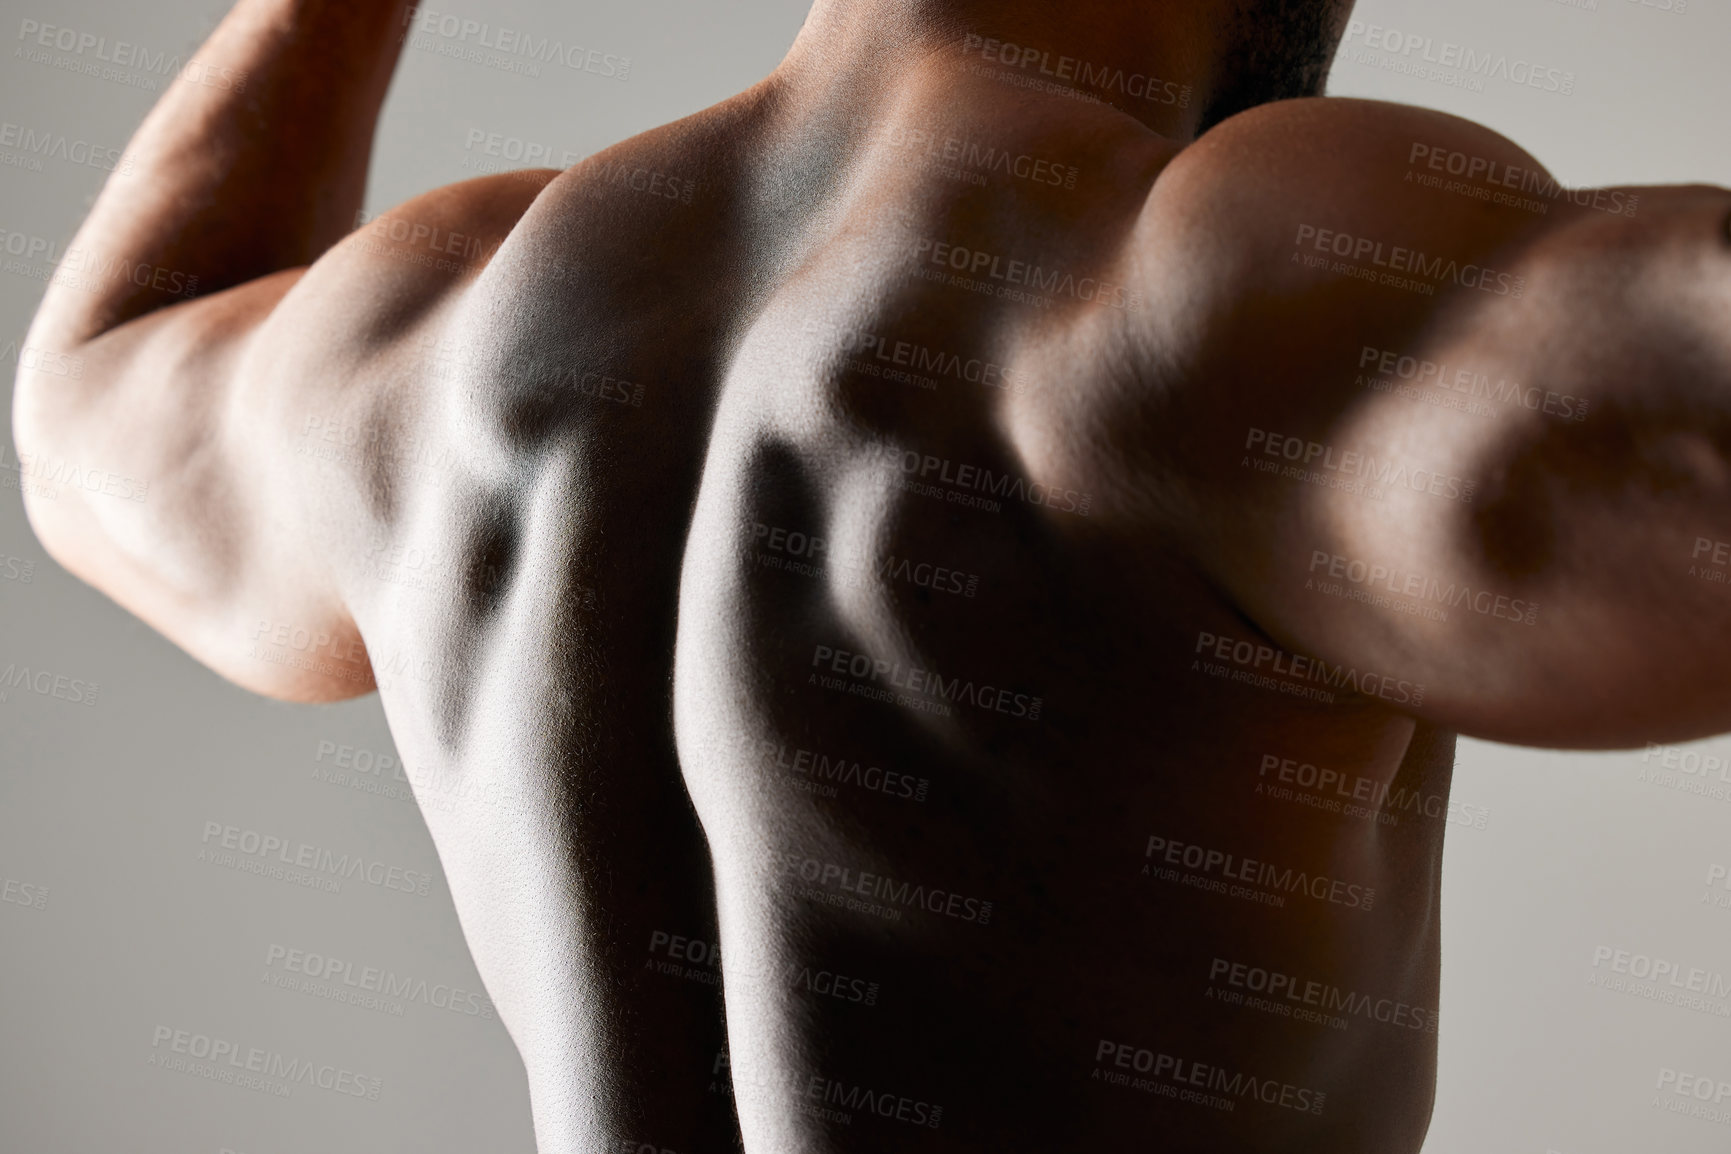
[[1031, 97, 1631, 529], [1046, 98, 1731, 745], [1133, 97, 1559, 306], [13, 169, 562, 705], [287, 170, 563, 349], [1166, 96, 1549, 184]]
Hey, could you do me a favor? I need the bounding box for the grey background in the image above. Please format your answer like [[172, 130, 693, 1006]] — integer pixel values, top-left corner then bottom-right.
[[0, 1, 1725, 1152]]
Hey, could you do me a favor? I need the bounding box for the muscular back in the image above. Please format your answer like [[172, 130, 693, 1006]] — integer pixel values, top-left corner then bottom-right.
[[673, 76, 1466, 1150], [334, 74, 1460, 1150], [19, 20, 1731, 1154]]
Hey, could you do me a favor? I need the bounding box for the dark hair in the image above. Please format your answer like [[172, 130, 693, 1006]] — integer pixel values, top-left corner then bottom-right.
[[1194, 0, 1352, 135]]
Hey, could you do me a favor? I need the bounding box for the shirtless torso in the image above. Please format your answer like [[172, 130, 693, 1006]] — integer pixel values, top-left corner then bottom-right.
[[17, 1, 1731, 1151]]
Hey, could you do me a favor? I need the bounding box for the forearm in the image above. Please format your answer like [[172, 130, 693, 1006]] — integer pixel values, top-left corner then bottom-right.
[[32, 0, 413, 347]]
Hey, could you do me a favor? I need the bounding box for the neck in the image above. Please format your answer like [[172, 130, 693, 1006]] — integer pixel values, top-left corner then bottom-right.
[[772, 0, 1255, 140]]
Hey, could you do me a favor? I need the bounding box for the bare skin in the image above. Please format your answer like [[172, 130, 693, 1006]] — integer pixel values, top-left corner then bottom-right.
[[15, 0, 1731, 1149]]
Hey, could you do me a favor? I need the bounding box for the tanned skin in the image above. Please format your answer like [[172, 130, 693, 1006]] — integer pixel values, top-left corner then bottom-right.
[[14, 0, 1731, 1149]]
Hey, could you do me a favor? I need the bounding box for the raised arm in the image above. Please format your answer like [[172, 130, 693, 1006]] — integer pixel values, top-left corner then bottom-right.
[[30, 0, 411, 345], [11, 0, 555, 701], [1092, 97, 1731, 748]]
